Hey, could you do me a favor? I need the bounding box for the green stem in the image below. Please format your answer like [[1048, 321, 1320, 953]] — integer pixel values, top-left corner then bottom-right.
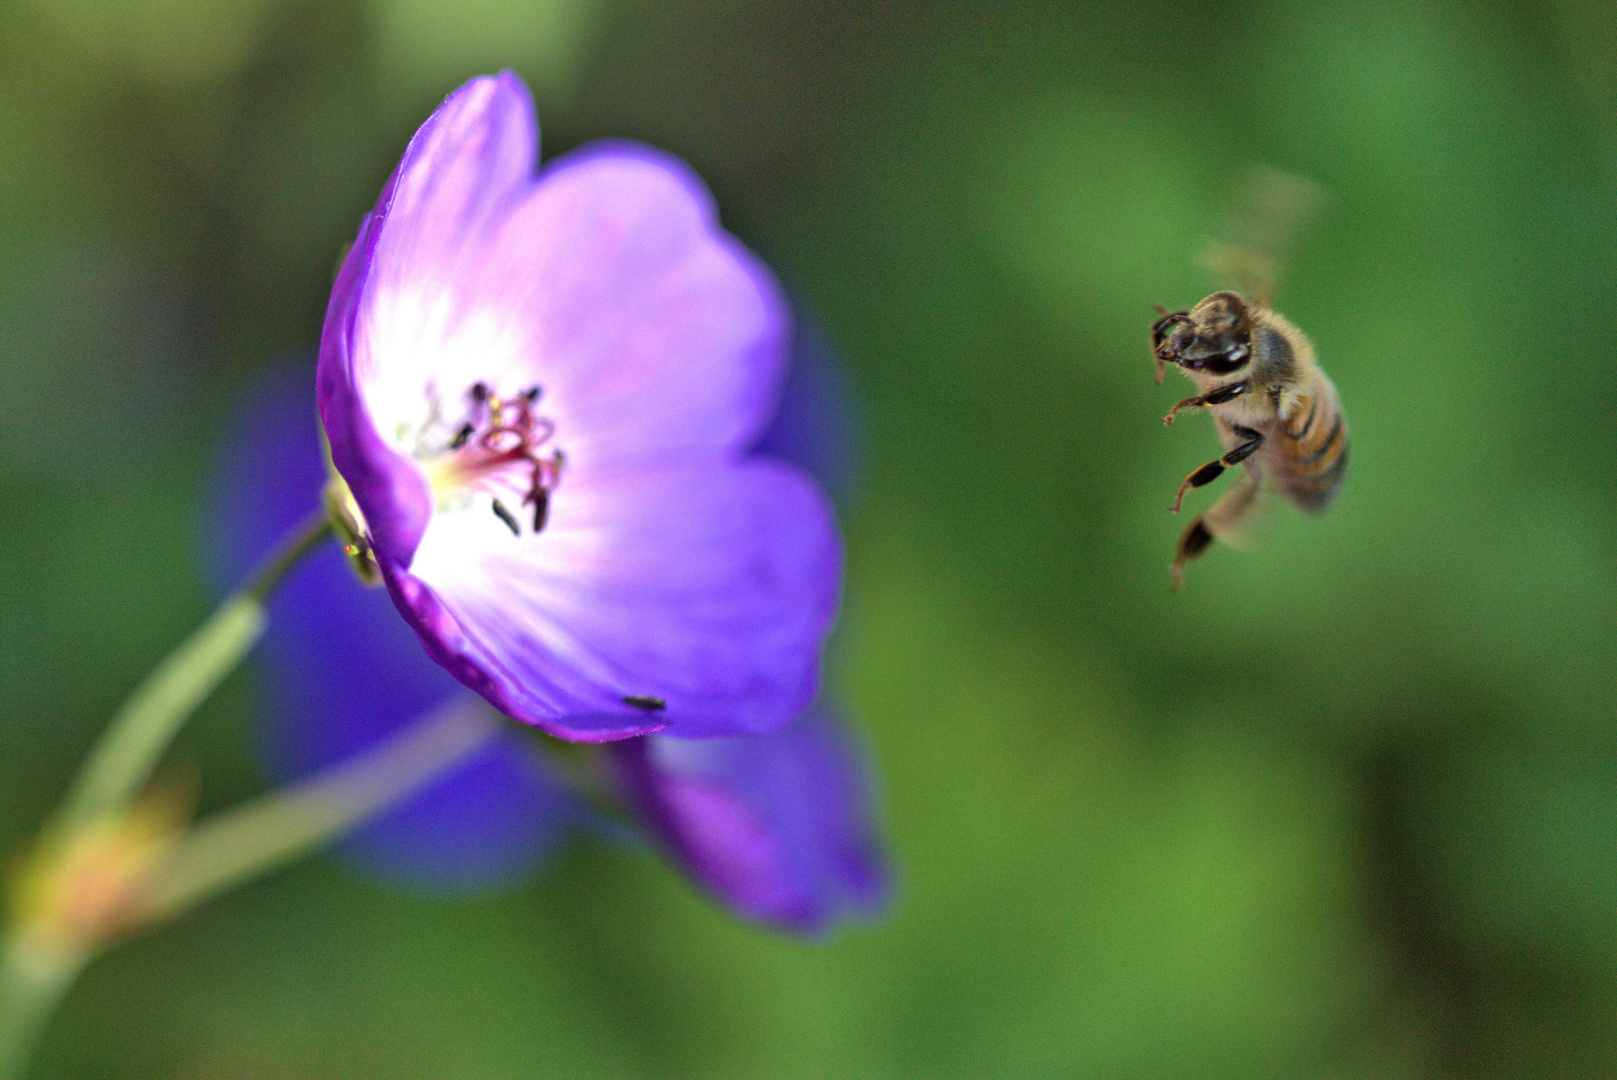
[[0, 696, 501, 1079], [0, 942, 85, 1080], [48, 513, 332, 841], [0, 511, 333, 1080], [136, 695, 504, 924], [0, 697, 502, 1080]]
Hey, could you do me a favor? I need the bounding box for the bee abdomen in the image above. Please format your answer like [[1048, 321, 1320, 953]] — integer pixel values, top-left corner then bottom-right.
[[1278, 415, 1348, 512]]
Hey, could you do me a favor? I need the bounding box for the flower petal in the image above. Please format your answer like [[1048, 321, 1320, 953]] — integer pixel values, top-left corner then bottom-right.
[[389, 458, 841, 741], [750, 307, 866, 505], [352, 141, 788, 476], [364, 72, 542, 312], [460, 144, 789, 468], [319, 73, 541, 564], [610, 704, 890, 935]]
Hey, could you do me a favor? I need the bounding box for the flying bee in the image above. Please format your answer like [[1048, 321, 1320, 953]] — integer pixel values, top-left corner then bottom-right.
[[1151, 289, 1348, 589]]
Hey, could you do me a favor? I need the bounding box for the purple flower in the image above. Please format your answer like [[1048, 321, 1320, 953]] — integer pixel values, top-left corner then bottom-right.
[[609, 706, 889, 935], [206, 365, 578, 891], [204, 343, 886, 924], [318, 72, 840, 743]]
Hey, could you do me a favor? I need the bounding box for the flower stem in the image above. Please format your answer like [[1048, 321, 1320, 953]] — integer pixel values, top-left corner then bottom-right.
[[0, 941, 85, 1080], [0, 696, 500, 1080], [136, 695, 503, 924], [48, 513, 333, 842], [0, 512, 333, 1080]]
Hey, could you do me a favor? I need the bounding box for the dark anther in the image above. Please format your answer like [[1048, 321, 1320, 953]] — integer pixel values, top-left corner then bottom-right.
[[527, 488, 549, 532], [491, 499, 521, 537], [469, 381, 490, 403], [520, 386, 541, 404], [623, 695, 667, 711], [449, 422, 476, 450]]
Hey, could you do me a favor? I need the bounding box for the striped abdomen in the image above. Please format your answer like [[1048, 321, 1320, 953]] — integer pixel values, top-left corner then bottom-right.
[[1270, 378, 1348, 513]]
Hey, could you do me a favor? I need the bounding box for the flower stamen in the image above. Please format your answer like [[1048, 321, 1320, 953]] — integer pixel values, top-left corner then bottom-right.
[[423, 382, 565, 537], [491, 499, 522, 536]]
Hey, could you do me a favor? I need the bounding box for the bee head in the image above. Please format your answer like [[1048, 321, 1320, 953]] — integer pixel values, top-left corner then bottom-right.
[[1152, 291, 1252, 376]]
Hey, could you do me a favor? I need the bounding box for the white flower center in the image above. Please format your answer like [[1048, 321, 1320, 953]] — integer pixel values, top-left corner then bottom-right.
[[413, 381, 565, 536]]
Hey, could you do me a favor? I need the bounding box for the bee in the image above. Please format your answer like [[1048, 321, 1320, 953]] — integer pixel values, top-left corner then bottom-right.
[[1151, 289, 1348, 589]]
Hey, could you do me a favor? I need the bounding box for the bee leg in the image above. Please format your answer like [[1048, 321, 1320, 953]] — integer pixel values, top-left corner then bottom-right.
[[1150, 311, 1192, 383], [1163, 381, 1250, 425], [1170, 519, 1215, 591], [1169, 428, 1263, 513], [1150, 310, 1190, 349], [1163, 395, 1202, 423], [1169, 475, 1261, 590]]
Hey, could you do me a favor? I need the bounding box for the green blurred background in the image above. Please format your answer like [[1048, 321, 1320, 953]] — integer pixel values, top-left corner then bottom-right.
[[2, 0, 1615, 1076]]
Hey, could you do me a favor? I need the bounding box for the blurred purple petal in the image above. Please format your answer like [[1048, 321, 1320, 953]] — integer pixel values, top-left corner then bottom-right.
[[751, 307, 866, 506], [318, 72, 839, 742], [205, 363, 577, 892], [610, 705, 889, 935]]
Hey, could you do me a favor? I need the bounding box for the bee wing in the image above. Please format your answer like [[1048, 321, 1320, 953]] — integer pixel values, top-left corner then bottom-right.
[[1198, 473, 1279, 552], [1199, 168, 1330, 306]]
